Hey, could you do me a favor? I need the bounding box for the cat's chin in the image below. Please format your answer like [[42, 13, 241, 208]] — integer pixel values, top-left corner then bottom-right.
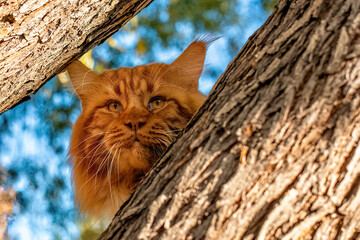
[[119, 142, 153, 170], [120, 140, 145, 154]]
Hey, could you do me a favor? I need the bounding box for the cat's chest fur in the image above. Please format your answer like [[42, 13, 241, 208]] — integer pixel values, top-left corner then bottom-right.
[[66, 39, 212, 218]]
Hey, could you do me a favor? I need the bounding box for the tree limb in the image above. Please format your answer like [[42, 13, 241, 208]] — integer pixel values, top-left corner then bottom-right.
[[0, 0, 153, 115], [100, 0, 360, 239]]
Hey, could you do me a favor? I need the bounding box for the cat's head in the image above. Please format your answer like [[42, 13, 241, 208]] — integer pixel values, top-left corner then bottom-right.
[[67, 40, 209, 178]]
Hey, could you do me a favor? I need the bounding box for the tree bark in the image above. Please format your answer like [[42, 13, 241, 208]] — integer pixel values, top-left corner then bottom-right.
[[0, 0, 153, 115], [100, 0, 360, 239]]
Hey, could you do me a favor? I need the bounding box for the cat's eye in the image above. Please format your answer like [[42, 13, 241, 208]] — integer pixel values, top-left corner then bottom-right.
[[107, 100, 123, 113], [148, 96, 166, 111]]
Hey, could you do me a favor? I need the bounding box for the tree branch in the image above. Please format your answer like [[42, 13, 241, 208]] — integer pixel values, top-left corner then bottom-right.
[[100, 0, 360, 239], [0, 0, 153, 115]]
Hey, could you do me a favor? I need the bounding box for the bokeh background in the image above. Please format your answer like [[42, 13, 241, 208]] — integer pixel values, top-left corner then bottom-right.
[[0, 0, 277, 239]]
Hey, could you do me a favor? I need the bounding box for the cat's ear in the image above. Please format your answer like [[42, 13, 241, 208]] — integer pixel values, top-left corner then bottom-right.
[[66, 60, 99, 99], [169, 38, 212, 90]]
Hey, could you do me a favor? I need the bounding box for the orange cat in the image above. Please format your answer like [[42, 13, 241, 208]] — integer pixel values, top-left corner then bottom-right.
[[66, 39, 211, 218]]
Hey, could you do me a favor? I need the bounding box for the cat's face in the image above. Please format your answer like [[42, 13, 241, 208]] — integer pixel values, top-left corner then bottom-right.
[[70, 63, 206, 173], [68, 41, 208, 179], [66, 39, 211, 217]]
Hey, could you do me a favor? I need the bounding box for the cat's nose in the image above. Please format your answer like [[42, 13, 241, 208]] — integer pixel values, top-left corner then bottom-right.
[[124, 119, 146, 131]]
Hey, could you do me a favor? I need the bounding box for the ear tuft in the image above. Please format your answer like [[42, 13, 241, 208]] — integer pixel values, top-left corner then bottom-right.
[[170, 36, 219, 90], [194, 34, 221, 47], [66, 60, 99, 99]]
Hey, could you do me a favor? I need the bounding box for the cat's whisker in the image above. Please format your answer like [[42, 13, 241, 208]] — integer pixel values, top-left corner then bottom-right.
[[73, 81, 112, 96], [76, 135, 114, 176], [78, 69, 97, 94], [107, 143, 119, 208], [153, 64, 180, 82], [93, 143, 116, 187], [70, 131, 112, 152], [154, 137, 171, 148], [70, 133, 103, 154], [116, 149, 122, 186], [155, 130, 178, 141], [75, 143, 101, 175], [79, 142, 115, 191], [84, 136, 115, 169], [152, 64, 194, 88], [152, 130, 180, 142], [101, 72, 118, 88], [163, 129, 180, 136], [74, 137, 107, 172], [157, 83, 193, 95], [75, 141, 105, 164], [93, 145, 115, 192], [150, 63, 167, 83]]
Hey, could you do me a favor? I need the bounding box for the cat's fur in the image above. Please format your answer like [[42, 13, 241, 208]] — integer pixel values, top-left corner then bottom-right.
[[66, 39, 211, 218]]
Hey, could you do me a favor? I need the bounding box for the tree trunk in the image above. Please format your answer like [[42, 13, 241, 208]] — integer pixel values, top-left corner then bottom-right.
[[0, 0, 153, 115], [100, 0, 360, 239]]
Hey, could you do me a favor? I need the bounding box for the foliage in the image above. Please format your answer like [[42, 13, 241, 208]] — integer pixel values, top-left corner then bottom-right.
[[261, 0, 279, 12]]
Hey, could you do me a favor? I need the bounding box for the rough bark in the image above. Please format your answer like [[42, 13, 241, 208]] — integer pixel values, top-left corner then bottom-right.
[[100, 0, 360, 239], [0, 0, 153, 115]]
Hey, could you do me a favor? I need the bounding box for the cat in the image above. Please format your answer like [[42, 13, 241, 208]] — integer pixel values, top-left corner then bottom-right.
[[66, 38, 213, 218]]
